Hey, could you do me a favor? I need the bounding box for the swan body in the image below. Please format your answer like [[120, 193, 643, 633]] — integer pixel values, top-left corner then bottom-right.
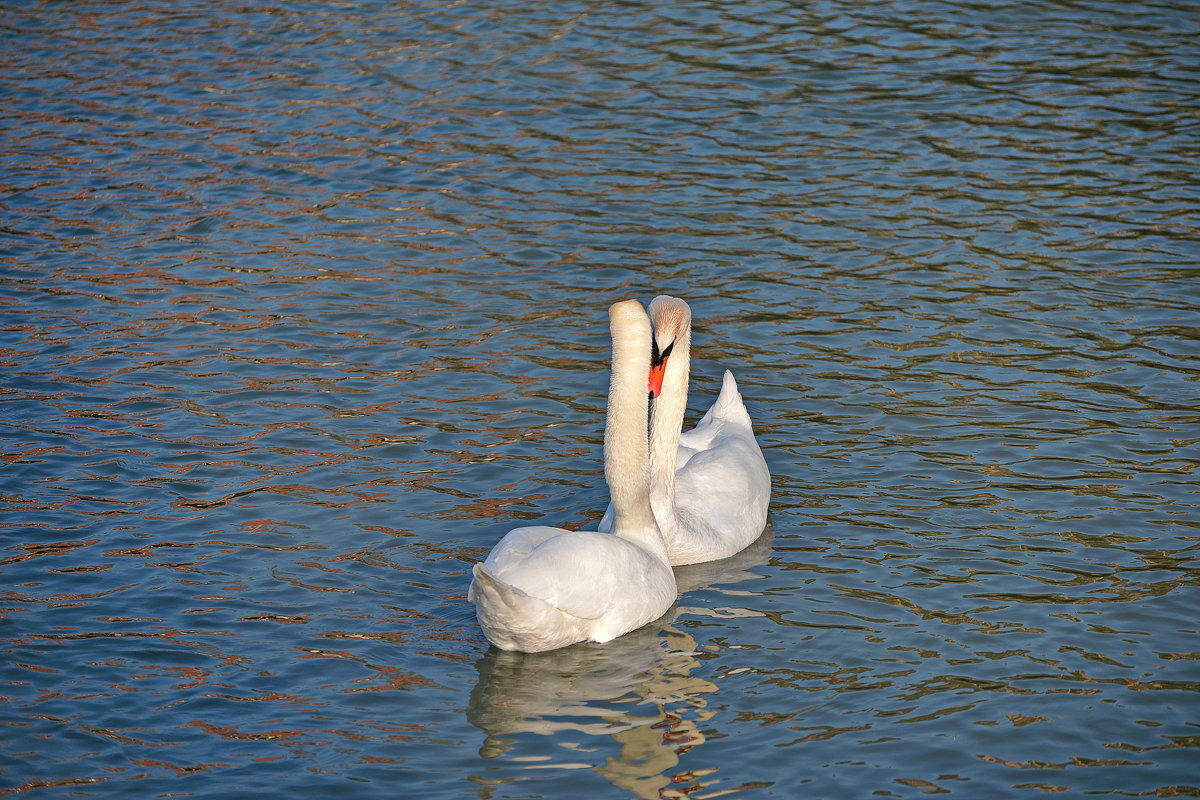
[[469, 300, 676, 653], [599, 295, 770, 566]]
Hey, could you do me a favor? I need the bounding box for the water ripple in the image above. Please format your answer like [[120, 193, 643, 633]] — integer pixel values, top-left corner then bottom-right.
[[3, 0, 1198, 797]]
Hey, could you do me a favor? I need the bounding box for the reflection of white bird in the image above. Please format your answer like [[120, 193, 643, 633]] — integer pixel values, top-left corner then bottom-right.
[[469, 300, 676, 653], [469, 621, 710, 798], [601, 295, 771, 565]]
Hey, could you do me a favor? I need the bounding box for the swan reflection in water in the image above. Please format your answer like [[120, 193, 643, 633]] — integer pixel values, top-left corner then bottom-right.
[[467, 526, 772, 798]]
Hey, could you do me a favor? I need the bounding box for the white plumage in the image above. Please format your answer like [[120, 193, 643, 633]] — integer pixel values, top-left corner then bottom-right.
[[600, 295, 771, 565], [469, 300, 676, 652]]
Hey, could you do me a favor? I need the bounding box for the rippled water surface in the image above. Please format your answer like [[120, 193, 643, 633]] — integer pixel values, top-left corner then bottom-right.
[[3, 0, 1198, 797]]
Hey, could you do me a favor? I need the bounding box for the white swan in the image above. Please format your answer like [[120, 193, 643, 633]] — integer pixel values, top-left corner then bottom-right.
[[599, 295, 771, 565], [469, 300, 676, 653]]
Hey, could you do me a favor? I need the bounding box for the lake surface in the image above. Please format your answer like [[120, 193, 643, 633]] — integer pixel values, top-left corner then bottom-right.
[[2, 0, 1198, 797]]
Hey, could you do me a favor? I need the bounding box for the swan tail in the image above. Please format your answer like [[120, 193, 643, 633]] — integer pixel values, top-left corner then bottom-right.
[[709, 370, 753, 426], [470, 563, 584, 652]]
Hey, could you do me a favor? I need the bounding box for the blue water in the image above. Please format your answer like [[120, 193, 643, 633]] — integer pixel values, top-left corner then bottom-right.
[[2, 0, 1198, 797]]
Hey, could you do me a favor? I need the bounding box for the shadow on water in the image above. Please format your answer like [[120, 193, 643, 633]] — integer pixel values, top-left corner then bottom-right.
[[467, 527, 773, 798]]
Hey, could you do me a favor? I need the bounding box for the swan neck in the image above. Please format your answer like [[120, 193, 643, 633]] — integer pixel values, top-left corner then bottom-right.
[[605, 304, 668, 562], [649, 330, 689, 528]]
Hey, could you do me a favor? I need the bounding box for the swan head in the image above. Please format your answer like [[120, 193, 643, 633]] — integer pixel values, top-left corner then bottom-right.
[[647, 295, 691, 399], [609, 298, 649, 327]]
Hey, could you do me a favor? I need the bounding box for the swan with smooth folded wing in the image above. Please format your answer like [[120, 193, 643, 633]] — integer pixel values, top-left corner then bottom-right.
[[469, 300, 676, 653], [600, 295, 771, 565]]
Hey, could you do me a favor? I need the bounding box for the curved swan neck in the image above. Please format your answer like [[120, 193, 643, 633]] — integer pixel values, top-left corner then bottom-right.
[[605, 301, 668, 561], [648, 300, 691, 534]]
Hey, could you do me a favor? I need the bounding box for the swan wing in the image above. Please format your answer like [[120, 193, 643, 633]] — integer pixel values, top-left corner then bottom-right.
[[611, 371, 765, 544], [664, 371, 770, 563], [478, 528, 666, 620], [498, 531, 662, 620], [675, 432, 770, 519], [480, 525, 569, 576]]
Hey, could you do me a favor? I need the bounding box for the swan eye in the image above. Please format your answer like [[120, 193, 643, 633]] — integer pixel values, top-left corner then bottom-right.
[[651, 340, 675, 366]]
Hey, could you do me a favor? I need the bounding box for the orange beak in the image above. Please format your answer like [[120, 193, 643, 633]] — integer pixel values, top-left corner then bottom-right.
[[649, 361, 666, 399], [649, 338, 675, 399]]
